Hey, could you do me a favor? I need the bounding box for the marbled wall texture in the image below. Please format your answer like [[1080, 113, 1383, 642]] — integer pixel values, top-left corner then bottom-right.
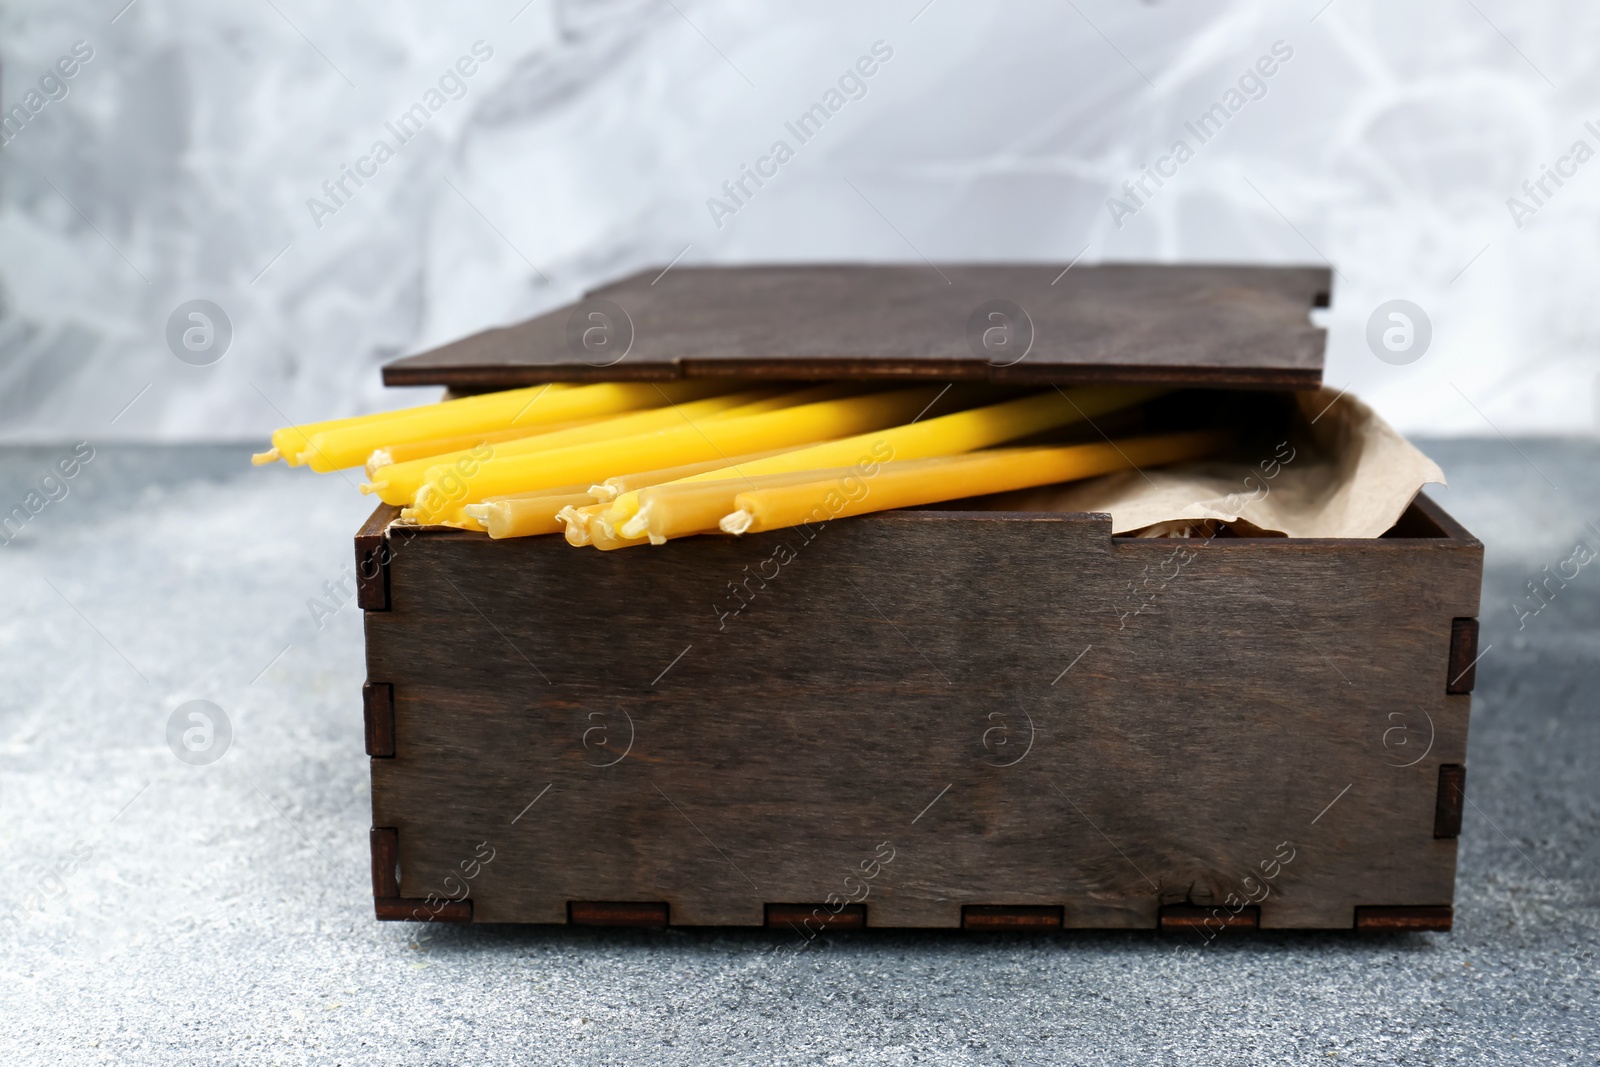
[[0, 0, 1593, 440]]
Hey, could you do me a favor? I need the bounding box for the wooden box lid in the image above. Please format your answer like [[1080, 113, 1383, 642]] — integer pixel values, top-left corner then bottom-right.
[[383, 263, 1330, 391]]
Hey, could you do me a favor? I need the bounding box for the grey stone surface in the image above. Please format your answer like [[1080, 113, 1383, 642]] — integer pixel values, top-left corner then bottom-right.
[[0, 439, 1595, 1066]]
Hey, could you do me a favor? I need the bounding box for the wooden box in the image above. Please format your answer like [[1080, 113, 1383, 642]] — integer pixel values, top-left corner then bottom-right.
[[359, 265, 1481, 935]]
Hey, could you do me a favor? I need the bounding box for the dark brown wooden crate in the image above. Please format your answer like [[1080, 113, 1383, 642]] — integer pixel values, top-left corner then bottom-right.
[[360, 492, 1481, 929], [381, 264, 1330, 391]]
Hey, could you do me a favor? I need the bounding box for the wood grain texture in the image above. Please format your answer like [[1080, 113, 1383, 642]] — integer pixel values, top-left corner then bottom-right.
[[1447, 618, 1480, 693], [1434, 765, 1465, 839], [370, 827, 398, 897], [963, 906, 1064, 930], [363, 682, 395, 758], [381, 264, 1330, 391], [569, 901, 669, 927], [364, 494, 1481, 928], [375, 897, 473, 922], [1159, 904, 1259, 931], [355, 504, 401, 611], [766, 904, 866, 930], [1354, 905, 1452, 932]]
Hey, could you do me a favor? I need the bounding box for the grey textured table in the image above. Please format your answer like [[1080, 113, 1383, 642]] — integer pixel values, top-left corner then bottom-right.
[[1, 440, 1595, 1066]]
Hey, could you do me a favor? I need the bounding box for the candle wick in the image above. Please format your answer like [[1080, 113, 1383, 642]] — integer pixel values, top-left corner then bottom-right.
[[620, 507, 651, 540]]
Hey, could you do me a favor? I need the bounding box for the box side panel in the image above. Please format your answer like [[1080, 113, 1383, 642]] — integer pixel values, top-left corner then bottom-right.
[[366, 510, 1481, 929]]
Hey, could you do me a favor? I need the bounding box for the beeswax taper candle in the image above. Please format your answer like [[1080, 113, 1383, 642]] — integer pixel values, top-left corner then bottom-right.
[[297, 379, 733, 473], [714, 381, 869, 418], [555, 502, 647, 549], [411, 385, 948, 524], [720, 430, 1229, 535], [464, 491, 598, 538], [588, 445, 818, 502], [602, 385, 1165, 531], [365, 416, 604, 476], [253, 413, 376, 467], [622, 470, 863, 544], [254, 384, 575, 467], [362, 388, 771, 505]]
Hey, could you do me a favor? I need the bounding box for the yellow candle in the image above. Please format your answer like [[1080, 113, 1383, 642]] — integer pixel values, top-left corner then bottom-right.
[[491, 481, 596, 501], [298, 379, 731, 473], [401, 478, 595, 528], [555, 501, 648, 549], [715, 381, 869, 417], [721, 429, 1228, 535], [362, 388, 770, 505], [254, 384, 575, 467], [555, 504, 594, 546], [253, 413, 372, 467], [588, 445, 820, 502], [603, 385, 1163, 529], [622, 470, 858, 544], [411, 385, 948, 524], [464, 491, 598, 538], [590, 522, 650, 551], [364, 416, 606, 477]]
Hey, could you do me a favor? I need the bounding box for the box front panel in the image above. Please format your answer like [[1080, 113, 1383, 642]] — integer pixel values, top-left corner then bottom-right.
[[366, 508, 1479, 929]]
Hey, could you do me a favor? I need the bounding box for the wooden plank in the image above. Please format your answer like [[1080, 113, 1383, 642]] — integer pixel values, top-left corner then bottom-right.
[[1407, 493, 1477, 543], [570, 901, 670, 927], [1434, 765, 1465, 839], [1447, 618, 1480, 693], [963, 905, 1064, 930], [363, 682, 395, 758], [382, 264, 1330, 391], [375, 897, 473, 922], [370, 827, 398, 897], [1160, 904, 1259, 931], [766, 904, 866, 930], [1354, 905, 1452, 932], [354, 504, 402, 610], [366, 500, 1480, 928]]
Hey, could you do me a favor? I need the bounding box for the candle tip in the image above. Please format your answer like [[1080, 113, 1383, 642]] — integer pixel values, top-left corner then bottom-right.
[[619, 506, 650, 540], [466, 503, 508, 538], [251, 448, 281, 466], [409, 486, 439, 522], [720, 509, 754, 535], [588, 483, 616, 502], [556, 505, 592, 547]]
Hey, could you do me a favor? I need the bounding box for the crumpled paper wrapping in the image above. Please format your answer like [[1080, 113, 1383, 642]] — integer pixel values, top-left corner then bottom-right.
[[977, 387, 1445, 538]]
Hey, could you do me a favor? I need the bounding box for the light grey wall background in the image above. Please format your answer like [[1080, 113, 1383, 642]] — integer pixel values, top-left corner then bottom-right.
[[0, 0, 1592, 441]]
